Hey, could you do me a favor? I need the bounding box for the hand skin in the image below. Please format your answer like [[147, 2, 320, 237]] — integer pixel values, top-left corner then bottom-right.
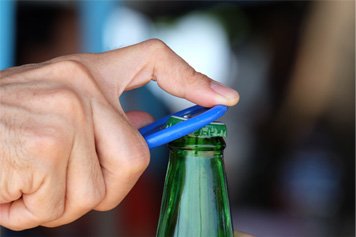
[[0, 39, 239, 231]]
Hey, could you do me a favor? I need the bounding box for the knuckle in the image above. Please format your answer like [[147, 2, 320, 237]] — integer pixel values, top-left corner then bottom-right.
[[48, 58, 100, 93], [75, 176, 106, 211], [183, 70, 210, 92], [39, 86, 86, 121], [27, 126, 65, 151], [79, 189, 105, 210], [192, 72, 210, 86], [82, 163, 106, 208], [183, 66, 198, 82], [36, 201, 65, 224], [126, 136, 150, 178], [50, 87, 82, 111], [95, 186, 106, 204], [144, 38, 169, 52], [0, 176, 23, 203], [4, 223, 28, 231], [87, 182, 106, 209], [54, 59, 92, 80], [48, 200, 65, 221], [35, 131, 65, 155], [23, 124, 71, 167]]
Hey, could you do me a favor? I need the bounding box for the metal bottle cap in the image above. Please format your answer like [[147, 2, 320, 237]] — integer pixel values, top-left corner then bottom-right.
[[166, 115, 227, 138]]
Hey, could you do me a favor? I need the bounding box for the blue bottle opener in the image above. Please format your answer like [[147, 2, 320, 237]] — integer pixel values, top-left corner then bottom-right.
[[139, 105, 228, 149]]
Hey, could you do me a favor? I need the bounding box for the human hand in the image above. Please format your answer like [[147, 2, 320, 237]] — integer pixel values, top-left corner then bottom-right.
[[0, 39, 239, 230]]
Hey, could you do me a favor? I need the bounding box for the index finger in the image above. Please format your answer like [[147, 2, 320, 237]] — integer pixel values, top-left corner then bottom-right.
[[79, 39, 239, 108]]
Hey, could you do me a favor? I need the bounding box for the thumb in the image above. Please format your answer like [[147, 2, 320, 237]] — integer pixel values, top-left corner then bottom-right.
[[125, 111, 154, 129], [79, 39, 239, 108]]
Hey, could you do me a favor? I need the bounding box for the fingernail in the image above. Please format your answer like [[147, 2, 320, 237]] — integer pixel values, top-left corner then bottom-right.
[[210, 81, 239, 104]]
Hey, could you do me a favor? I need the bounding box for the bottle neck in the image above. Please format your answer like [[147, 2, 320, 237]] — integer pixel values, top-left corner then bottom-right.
[[156, 135, 233, 237]]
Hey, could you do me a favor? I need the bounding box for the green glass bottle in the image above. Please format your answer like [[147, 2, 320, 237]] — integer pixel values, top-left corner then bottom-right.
[[156, 116, 234, 237]]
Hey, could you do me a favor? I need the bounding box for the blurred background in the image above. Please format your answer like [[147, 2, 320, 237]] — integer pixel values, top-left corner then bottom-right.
[[0, 1, 354, 237]]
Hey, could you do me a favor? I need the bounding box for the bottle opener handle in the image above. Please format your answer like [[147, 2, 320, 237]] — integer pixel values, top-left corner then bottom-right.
[[139, 105, 228, 149]]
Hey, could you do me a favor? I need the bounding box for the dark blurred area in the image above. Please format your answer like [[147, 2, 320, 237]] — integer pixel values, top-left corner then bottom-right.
[[1, 1, 355, 237]]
